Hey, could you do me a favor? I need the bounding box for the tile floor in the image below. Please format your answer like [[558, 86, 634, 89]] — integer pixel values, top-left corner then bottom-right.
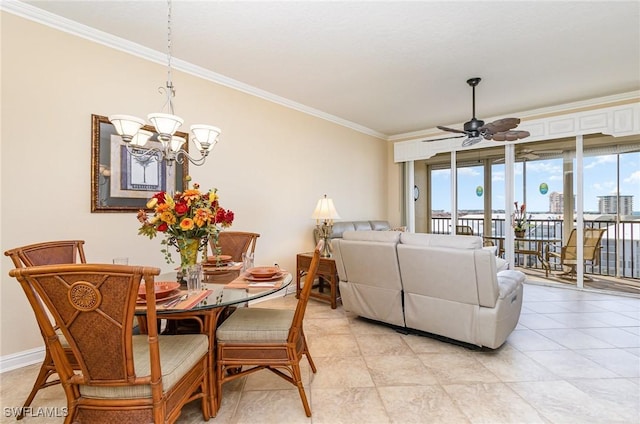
[[1, 281, 639, 423]]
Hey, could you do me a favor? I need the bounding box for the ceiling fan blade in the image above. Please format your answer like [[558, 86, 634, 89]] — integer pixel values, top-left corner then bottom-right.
[[461, 136, 484, 147], [521, 152, 539, 160], [480, 117, 521, 135], [437, 125, 468, 135], [491, 130, 531, 142], [422, 134, 466, 142]]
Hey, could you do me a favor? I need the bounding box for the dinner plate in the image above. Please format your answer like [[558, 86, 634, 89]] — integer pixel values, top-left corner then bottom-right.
[[206, 255, 233, 264], [247, 266, 280, 279], [137, 289, 182, 304], [244, 272, 283, 282], [138, 281, 181, 300]]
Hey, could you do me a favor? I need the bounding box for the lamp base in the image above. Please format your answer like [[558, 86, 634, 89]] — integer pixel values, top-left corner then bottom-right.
[[320, 236, 332, 258]]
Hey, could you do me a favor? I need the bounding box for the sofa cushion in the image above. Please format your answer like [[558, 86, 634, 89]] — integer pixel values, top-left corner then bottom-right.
[[353, 221, 373, 231], [369, 220, 391, 231], [400, 232, 482, 249], [342, 230, 401, 243], [329, 222, 357, 239]]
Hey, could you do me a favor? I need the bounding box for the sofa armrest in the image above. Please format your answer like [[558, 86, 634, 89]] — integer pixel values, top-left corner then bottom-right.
[[496, 270, 525, 300]]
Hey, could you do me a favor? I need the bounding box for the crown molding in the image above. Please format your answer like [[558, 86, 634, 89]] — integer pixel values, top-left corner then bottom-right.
[[389, 91, 640, 142], [1, 0, 386, 140]]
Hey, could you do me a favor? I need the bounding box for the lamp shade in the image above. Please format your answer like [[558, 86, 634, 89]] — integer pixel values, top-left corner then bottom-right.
[[311, 195, 341, 220], [109, 115, 146, 141], [130, 129, 153, 147], [148, 113, 183, 137], [169, 136, 186, 152], [191, 124, 221, 152]]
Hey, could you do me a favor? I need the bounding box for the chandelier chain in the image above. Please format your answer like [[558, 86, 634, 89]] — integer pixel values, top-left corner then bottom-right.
[[107, 0, 221, 167], [164, 0, 175, 115]]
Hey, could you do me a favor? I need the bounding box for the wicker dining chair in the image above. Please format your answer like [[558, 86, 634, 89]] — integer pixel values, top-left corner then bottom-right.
[[215, 241, 322, 417], [4, 240, 86, 420], [8, 264, 210, 424], [209, 231, 260, 262]]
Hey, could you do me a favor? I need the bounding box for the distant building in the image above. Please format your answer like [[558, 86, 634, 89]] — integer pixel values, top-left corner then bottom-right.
[[549, 192, 564, 214], [598, 195, 633, 215]]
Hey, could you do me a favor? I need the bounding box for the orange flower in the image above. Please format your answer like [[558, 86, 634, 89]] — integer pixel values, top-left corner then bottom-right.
[[193, 208, 212, 227], [155, 202, 171, 214], [182, 189, 201, 205], [179, 217, 195, 231]]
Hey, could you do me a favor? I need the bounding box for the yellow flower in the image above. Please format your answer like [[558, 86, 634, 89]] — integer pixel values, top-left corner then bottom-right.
[[160, 211, 177, 225], [179, 217, 195, 231], [146, 197, 158, 209]]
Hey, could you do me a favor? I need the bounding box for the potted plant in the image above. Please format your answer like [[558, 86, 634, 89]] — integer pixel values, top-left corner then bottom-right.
[[512, 201, 528, 238]]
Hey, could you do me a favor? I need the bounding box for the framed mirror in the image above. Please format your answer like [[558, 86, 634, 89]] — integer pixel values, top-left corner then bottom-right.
[[91, 114, 189, 212]]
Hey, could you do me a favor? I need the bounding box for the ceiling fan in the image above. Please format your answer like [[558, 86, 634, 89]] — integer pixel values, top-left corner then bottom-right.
[[423, 77, 530, 147], [493, 147, 563, 163]]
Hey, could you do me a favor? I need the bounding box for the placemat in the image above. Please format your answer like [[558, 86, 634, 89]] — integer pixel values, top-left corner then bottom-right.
[[170, 289, 212, 309], [224, 271, 288, 289]]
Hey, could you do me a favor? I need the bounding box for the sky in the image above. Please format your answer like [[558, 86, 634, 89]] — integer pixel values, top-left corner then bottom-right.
[[431, 151, 640, 214]]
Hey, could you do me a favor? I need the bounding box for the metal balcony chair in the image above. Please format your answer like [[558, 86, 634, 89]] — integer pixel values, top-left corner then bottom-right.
[[546, 228, 606, 279], [456, 225, 474, 235]]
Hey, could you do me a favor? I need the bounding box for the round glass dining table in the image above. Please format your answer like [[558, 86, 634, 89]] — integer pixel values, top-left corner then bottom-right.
[[134, 270, 292, 418], [135, 271, 292, 315]]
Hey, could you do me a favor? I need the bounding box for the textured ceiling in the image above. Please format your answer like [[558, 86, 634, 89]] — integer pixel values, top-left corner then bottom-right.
[[16, 1, 640, 138]]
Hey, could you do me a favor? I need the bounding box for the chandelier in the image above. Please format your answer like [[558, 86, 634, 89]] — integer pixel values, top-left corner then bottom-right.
[[109, 0, 220, 167]]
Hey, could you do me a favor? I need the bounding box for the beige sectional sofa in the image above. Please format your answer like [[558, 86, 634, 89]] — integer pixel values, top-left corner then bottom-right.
[[313, 220, 391, 254], [332, 231, 525, 349]]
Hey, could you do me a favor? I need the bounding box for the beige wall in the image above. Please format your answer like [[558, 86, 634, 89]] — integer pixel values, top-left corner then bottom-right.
[[0, 13, 399, 357]]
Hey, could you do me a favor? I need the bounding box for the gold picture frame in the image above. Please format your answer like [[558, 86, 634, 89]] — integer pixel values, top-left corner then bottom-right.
[[91, 114, 189, 212]]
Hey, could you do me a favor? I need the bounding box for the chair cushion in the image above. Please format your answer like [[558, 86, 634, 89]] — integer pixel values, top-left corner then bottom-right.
[[79, 334, 208, 399], [216, 308, 294, 343]]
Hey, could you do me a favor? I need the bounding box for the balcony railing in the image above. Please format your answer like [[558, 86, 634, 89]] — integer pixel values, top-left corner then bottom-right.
[[432, 217, 639, 280]]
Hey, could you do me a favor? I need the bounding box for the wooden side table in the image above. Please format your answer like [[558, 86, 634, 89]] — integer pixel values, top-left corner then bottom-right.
[[296, 252, 340, 309]]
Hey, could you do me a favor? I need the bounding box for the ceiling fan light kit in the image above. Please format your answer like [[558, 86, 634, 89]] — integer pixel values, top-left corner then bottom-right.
[[425, 77, 530, 146]]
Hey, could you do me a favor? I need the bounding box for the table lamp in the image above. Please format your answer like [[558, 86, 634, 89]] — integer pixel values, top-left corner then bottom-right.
[[311, 194, 341, 257]]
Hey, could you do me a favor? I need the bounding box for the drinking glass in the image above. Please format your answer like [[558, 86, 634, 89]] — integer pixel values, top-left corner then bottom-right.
[[186, 264, 202, 295], [242, 252, 254, 272]]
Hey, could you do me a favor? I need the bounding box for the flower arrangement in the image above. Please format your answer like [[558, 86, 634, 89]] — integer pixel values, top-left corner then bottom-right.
[[137, 180, 234, 265], [512, 201, 529, 233]]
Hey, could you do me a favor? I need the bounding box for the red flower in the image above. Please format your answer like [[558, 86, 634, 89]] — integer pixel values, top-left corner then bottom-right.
[[174, 202, 188, 215], [224, 210, 234, 224], [215, 207, 226, 223], [157, 222, 168, 232], [153, 192, 167, 204]]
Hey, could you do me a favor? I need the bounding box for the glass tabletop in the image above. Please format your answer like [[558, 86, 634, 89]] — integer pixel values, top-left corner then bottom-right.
[[135, 271, 292, 315]]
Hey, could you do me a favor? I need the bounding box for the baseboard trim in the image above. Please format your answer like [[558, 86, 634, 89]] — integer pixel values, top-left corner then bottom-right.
[[0, 346, 45, 373]]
